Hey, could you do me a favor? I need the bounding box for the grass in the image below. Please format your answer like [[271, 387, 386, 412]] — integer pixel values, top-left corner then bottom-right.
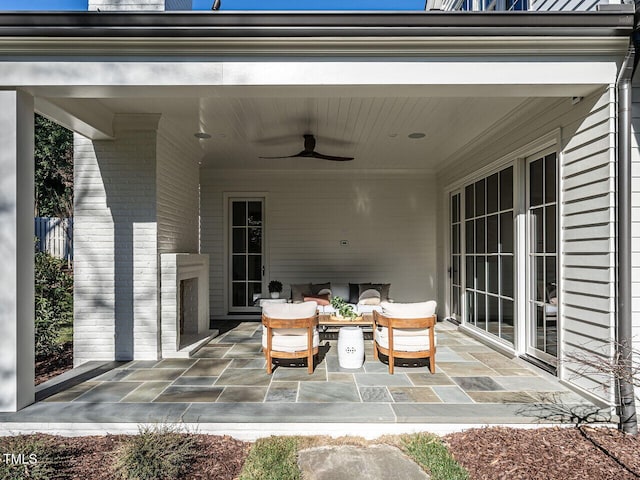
[[239, 436, 301, 480], [399, 433, 469, 480], [238, 434, 468, 480], [113, 425, 197, 480]]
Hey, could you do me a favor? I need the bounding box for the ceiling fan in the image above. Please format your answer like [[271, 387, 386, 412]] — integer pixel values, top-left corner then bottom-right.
[[259, 134, 354, 162]]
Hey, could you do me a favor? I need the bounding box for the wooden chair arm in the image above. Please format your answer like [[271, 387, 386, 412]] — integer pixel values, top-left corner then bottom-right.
[[262, 315, 319, 329]]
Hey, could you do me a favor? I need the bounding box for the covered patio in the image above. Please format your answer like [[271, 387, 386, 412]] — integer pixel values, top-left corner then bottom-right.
[[0, 320, 607, 437]]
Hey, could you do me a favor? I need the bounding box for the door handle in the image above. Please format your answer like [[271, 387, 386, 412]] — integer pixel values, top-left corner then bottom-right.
[[262, 265, 265, 277]]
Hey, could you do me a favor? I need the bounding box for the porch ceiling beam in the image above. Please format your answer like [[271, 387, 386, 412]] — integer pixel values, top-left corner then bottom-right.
[[35, 98, 114, 140], [0, 36, 630, 57], [0, 11, 633, 38]]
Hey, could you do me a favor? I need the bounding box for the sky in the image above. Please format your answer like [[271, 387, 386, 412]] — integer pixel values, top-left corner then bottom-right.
[[0, 0, 426, 10]]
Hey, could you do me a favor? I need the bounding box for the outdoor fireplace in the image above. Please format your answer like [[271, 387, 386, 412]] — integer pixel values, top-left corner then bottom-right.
[[160, 254, 210, 357]]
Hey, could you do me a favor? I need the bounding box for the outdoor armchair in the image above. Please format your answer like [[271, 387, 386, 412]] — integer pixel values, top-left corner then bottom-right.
[[262, 301, 319, 374], [373, 301, 437, 374]]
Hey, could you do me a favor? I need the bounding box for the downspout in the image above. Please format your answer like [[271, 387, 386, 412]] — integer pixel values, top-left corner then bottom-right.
[[616, 19, 638, 434]]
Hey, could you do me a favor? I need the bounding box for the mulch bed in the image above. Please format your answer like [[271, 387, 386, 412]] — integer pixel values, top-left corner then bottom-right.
[[445, 426, 640, 480], [35, 342, 74, 386], [0, 434, 250, 480]]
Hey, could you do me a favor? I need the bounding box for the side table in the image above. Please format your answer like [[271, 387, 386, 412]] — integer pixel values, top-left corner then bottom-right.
[[337, 326, 365, 369]]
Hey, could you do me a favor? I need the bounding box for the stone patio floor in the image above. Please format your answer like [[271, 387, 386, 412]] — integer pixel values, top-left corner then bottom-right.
[[0, 321, 612, 428]]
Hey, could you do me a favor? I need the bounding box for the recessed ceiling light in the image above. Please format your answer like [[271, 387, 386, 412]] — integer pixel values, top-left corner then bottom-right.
[[408, 132, 426, 139], [194, 132, 212, 139]]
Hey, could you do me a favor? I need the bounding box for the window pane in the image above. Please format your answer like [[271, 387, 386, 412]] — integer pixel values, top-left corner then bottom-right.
[[475, 179, 485, 217], [536, 256, 545, 302], [466, 291, 475, 325], [475, 217, 486, 254], [500, 212, 513, 253], [466, 256, 474, 289], [232, 228, 246, 254], [546, 307, 558, 357], [477, 294, 486, 330], [248, 255, 262, 281], [453, 256, 460, 286], [465, 220, 474, 254], [232, 256, 246, 281], [546, 256, 557, 304], [248, 227, 262, 253], [532, 207, 544, 254], [501, 255, 514, 298], [500, 167, 513, 210], [530, 158, 544, 207], [452, 286, 460, 316], [501, 299, 514, 344], [465, 184, 474, 219], [232, 283, 246, 307], [545, 153, 557, 204], [476, 256, 486, 291], [545, 205, 556, 253], [487, 214, 498, 253], [536, 305, 545, 351], [452, 224, 460, 255], [488, 295, 499, 335], [247, 282, 262, 305], [452, 194, 460, 223], [247, 201, 263, 226], [488, 256, 499, 294], [487, 173, 499, 214], [232, 202, 246, 226]]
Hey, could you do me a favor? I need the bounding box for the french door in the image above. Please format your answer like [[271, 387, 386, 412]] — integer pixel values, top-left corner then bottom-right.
[[228, 198, 265, 312], [526, 151, 558, 364]]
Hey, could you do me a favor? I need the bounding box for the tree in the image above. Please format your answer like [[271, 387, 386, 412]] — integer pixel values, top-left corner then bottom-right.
[[34, 114, 73, 218]]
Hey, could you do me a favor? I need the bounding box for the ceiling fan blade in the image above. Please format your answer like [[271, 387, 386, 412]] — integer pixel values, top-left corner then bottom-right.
[[311, 151, 354, 162], [259, 150, 310, 159]]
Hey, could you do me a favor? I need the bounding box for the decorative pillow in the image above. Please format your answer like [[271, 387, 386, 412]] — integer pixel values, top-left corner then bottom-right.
[[290, 283, 312, 303], [381, 301, 437, 318], [316, 288, 332, 297], [311, 283, 331, 295], [359, 288, 381, 305], [349, 283, 370, 303], [303, 294, 331, 306], [358, 283, 390, 302]]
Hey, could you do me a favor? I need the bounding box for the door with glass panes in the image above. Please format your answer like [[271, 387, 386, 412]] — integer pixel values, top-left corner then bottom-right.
[[450, 192, 463, 322], [228, 198, 265, 312], [526, 152, 558, 364]]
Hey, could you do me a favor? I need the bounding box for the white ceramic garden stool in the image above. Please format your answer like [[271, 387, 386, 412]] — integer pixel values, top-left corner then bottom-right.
[[337, 326, 365, 369]]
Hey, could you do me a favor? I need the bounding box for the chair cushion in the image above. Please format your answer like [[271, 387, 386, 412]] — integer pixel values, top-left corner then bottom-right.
[[262, 329, 319, 352], [381, 301, 437, 318], [374, 328, 435, 352], [263, 301, 318, 319]]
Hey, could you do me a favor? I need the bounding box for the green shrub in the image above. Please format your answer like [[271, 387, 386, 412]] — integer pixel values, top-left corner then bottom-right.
[[0, 435, 66, 480], [239, 436, 300, 480], [34, 251, 73, 358], [400, 433, 469, 480], [113, 426, 197, 480]]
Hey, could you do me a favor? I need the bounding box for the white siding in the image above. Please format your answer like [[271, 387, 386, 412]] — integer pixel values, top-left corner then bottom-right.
[[156, 121, 201, 254], [74, 124, 160, 364], [88, 0, 164, 10], [201, 170, 437, 316], [630, 76, 640, 401], [438, 88, 616, 402]]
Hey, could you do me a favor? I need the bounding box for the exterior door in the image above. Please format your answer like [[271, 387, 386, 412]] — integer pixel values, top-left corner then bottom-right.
[[450, 191, 463, 322], [526, 151, 558, 364], [229, 198, 265, 312]]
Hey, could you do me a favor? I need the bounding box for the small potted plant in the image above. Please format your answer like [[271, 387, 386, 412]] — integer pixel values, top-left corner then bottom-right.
[[330, 296, 358, 320], [268, 280, 283, 299]]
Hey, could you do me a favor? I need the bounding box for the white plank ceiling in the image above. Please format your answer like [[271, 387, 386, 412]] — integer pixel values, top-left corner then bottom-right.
[[91, 90, 529, 171]]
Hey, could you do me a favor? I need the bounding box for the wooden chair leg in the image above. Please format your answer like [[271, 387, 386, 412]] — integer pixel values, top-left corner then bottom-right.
[[429, 349, 436, 374], [308, 350, 314, 374], [373, 341, 379, 360], [389, 351, 394, 375]]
